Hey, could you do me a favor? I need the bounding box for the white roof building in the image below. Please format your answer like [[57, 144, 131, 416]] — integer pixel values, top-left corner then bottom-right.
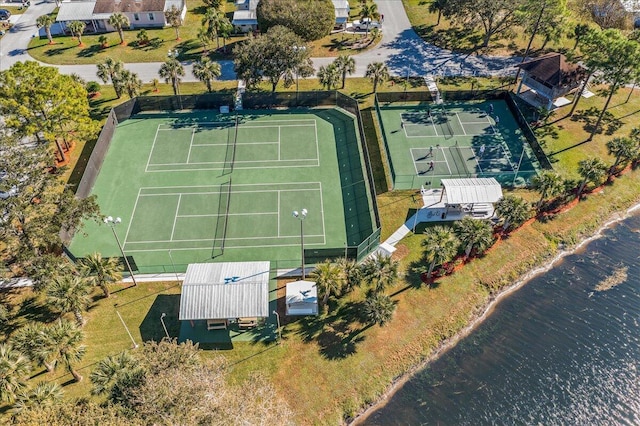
[[179, 261, 270, 321]]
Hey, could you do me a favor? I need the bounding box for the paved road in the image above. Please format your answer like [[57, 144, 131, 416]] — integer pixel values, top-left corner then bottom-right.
[[0, 0, 519, 82]]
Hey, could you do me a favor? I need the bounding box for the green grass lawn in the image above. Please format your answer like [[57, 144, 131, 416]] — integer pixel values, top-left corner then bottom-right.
[[401, 0, 578, 56], [27, 0, 380, 65], [9, 78, 640, 423]]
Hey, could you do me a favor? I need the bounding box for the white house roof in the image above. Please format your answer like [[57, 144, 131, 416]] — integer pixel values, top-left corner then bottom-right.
[[622, 0, 640, 12], [164, 0, 183, 12], [179, 262, 270, 321], [332, 0, 349, 19], [56, 1, 97, 22], [286, 280, 318, 316], [441, 178, 503, 205], [232, 9, 257, 25]]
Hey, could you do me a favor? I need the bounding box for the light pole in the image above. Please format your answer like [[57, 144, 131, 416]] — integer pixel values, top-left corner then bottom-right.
[[104, 216, 137, 286], [160, 313, 170, 339], [273, 310, 281, 344], [292, 208, 307, 279]]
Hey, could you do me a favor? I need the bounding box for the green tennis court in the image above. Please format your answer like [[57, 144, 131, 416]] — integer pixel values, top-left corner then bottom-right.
[[378, 100, 542, 189], [69, 108, 375, 273]]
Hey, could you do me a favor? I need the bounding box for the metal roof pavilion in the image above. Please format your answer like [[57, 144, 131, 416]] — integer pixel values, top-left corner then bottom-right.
[[179, 262, 270, 321], [441, 178, 503, 205]]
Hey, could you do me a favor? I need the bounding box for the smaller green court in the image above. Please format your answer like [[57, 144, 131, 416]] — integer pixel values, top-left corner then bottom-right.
[[377, 100, 542, 189]]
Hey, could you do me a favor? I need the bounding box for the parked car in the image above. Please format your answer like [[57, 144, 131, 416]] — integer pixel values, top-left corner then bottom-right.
[[0, 9, 11, 20], [352, 18, 381, 31]]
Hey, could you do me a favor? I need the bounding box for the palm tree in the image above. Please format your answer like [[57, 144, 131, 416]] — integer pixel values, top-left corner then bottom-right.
[[453, 217, 494, 259], [36, 15, 55, 44], [366, 62, 389, 93], [108, 13, 130, 45], [310, 260, 344, 306], [219, 19, 234, 52], [531, 170, 564, 211], [12, 382, 63, 414], [192, 58, 221, 92], [201, 7, 225, 49], [606, 137, 637, 173], [335, 257, 363, 294], [11, 322, 55, 372], [197, 27, 210, 54], [164, 5, 183, 40], [159, 58, 185, 96], [421, 226, 460, 279], [334, 55, 356, 89], [317, 64, 340, 90], [68, 21, 86, 46], [428, 0, 447, 25], [47, 320, 87, 382], [494, 195, 531, 233], [362, 293, 396, 326], [361, 254, 399, 293], [96, 58, 125, 98], [0, 344, 31, 403], [359, 2, 380, 37], [120, 69, 143, 99], [90, 351, 137, 396], [577, 157, 608, 197], [79, 252, 122, 298], [46, 274, 93, 327]]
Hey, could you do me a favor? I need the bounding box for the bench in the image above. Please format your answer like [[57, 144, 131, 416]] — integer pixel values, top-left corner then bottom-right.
[[206, 319, 227, 330]]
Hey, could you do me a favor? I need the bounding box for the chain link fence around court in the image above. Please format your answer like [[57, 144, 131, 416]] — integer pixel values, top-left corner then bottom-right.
[[71, 91, 381, 263]]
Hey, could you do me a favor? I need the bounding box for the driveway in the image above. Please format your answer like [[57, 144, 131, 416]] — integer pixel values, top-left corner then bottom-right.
[[0, 0, 520, 82]]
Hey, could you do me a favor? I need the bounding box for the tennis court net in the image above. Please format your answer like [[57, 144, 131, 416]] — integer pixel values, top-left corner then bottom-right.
[[452, 142, 471, 177], [222, 115, 239, 176], [211, 179, 232, 258]]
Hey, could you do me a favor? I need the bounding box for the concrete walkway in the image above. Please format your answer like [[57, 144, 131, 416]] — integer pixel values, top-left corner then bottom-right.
[[0, 0, 519, 81]]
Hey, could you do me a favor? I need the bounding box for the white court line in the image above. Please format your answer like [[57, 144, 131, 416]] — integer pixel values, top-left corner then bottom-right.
[[186, 129, 195, 163], [170, 194, 182, 240], [140, 181, 321, 191], [472, 147, 484, 174], [158, 121, 232, 129], [177, 212, 278, 218], [277, 190, 281, 237], [145, 124, 163, 172], [123, 240, 325, 252], [240, 124, 317, 129], [440, 146, 452, 174], [278, 126, 281, 160], [318, 182, 326, 245], [146, 162, 319, 172], [124, 233, 326, 245], [122, 187, 144, 251], [315, 120, 320, 164], [456, 113, 467, 136]]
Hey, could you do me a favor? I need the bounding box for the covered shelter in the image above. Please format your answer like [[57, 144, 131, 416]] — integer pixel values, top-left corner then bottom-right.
[[179, 261, 270, 330], [430, 178, 503, 220], [515, 53, 588, 110], [286, 280, 318, 316]]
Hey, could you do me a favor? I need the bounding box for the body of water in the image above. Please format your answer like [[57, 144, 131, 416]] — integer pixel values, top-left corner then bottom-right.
[[364, 212, 640, 425]]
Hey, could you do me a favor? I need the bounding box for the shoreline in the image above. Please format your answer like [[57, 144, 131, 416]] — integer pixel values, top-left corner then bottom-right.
[[350, 199, 640, 425]]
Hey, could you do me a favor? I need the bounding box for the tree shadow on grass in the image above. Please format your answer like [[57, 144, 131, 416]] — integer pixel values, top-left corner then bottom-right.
[[77, 44, 104, 58], [43, 45, 74, 57], [16, 295, 58, 325], [571, 107, 624, 136], [295, 300, 370, 360]]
